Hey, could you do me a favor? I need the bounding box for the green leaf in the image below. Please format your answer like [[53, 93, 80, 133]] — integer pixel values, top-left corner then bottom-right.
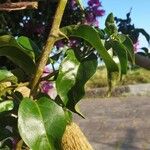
[[105, 13, 114, 26], [17, 36, 40, 60], [0, 70, 17, 97], [0, 35, 36, 75], [0, 101, 14, 113], [56, 49, 97, 115], [60, 25, 119, 74], [111, 40, 128, 75], [105, 13, 118, 35], [18, 97, 67, 150], [118, 34, 135, 64], [56, 50, 80, 105], [0, 47, 35, 75], [0, 70, 17, 83], [60, 25, 119, 97], [96, 29, 106, 39], [67, 52, 98, 114]]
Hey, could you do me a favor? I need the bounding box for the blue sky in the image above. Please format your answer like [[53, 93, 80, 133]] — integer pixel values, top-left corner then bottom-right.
[[84, 0, 150, 48]]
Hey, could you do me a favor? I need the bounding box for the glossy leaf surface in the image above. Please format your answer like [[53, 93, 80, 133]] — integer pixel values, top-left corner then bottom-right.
[[17, 36, 40, 60], [0, 69, 17, 83], [56, 50, 80, 105], [0, 35, 36, 75], [60, 25, 119, 74], [18, 97, 67, 150], [56, 49, 97, 114]]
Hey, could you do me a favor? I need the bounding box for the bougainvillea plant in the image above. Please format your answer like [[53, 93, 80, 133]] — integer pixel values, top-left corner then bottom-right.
[[0, 0, 134, 149], [115, 10, 150, 55]]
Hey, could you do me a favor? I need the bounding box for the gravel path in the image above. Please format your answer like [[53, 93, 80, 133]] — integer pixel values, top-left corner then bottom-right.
[[74, 96, 150, 150]]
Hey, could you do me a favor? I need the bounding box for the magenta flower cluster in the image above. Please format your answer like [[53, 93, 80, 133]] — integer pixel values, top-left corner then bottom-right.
[[40, 81, 54, 93], [85, 0, 105, 26], [40, 66, 57, 100], [70, 0, 105, 26]]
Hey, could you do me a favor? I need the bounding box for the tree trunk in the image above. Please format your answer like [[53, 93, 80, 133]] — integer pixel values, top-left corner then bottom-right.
[[61, 122, 93, 150]]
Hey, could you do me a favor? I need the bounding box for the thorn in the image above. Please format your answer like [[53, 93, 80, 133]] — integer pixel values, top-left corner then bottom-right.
[[50, 30, 69, 39], [58, 30, 69, 40]]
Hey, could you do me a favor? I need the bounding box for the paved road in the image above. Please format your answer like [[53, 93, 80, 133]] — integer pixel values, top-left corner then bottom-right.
[[74, 96, 150, 150]]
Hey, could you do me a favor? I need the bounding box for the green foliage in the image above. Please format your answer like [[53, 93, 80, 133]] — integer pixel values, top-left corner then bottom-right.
[[0, 69, 17, 83], [60, 24, 119, 74], [56, 49, 80, 106], [104, 13, 134, 84], [56, 49, 97, 115], [0, 12, 134, 149], [118, 35, 135, 64], [111, 40, 128, 76], [17, 36, 41, 61], [105, 13, 118, 35], [18, 97, 68, 150], [0, 35, 36, 75]]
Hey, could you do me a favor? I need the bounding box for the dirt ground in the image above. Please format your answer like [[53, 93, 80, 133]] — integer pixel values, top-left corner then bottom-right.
[[74, 96, 150, 150]]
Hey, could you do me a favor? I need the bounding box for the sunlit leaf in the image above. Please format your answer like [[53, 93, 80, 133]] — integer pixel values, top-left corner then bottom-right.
[[17, 36, 40, 60], [67, 52, 98, 114], [60, 25, 119, 74], [56, 50, 80, 105], [18, 97, 67, 150], [59, 25, 119, 96], [56, 49, 97, 115]]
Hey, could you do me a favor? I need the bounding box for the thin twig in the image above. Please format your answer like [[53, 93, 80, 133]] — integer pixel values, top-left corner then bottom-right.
[[30, 0, 68, 98], [0, 2, 38, 11]]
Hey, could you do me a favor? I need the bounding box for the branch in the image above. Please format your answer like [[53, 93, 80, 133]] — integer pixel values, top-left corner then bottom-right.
[[0, 1, 38, 11], [30, 0, 68, 98]]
